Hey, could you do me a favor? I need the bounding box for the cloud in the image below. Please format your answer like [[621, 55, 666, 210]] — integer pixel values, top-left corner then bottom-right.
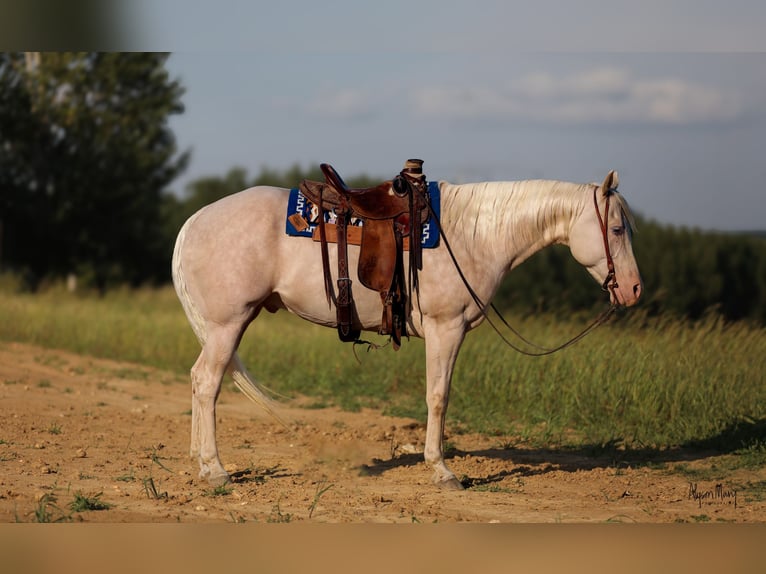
[[413, 67, 744, 126]]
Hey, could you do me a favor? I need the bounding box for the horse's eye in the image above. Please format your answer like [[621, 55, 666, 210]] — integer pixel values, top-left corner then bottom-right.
[[611, 226, 624, 237]]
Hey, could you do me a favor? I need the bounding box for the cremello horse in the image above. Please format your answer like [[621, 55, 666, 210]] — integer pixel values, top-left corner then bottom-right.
[[172, 170, 642, 489]]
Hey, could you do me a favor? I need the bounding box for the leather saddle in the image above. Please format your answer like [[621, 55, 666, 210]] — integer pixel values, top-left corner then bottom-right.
[[299, 160, 430, 349]]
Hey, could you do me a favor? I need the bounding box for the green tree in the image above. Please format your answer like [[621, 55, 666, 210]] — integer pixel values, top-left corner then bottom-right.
[[0, 52, 188, 289]]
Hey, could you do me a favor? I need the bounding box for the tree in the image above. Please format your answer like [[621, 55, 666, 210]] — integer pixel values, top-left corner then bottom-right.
[[0, 52, 188, 289]]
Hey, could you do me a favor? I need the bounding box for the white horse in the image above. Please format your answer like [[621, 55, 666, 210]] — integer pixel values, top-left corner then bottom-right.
[[172, 170, 642, 489]]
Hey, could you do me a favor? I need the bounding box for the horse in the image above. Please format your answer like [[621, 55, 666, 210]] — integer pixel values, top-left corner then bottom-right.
[[171, 169, 643, 489]]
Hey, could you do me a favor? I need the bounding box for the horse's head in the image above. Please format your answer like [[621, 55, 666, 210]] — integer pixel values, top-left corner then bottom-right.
[[569, 171, 643, 307]]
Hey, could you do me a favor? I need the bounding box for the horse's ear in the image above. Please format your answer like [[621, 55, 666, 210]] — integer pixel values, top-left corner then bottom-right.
[[601, 170, 619, 195]]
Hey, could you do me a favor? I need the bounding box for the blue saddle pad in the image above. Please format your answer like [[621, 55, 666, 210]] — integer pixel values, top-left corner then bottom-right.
[[285, 181, 440, 249]]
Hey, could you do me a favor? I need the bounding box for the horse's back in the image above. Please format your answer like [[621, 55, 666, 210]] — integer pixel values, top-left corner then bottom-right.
[[188, 185, 287, 234]]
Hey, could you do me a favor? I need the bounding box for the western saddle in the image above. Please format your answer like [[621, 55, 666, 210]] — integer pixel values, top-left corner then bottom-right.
[[298, 159, 430, 349]]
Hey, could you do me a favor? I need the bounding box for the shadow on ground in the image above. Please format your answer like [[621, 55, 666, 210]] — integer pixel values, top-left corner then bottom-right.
[[360, 417, 766, 486]]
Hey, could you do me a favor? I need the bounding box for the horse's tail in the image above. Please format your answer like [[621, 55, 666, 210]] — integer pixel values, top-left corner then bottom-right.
[[172, 212, 284, 422], [171, 212, 208, 345]]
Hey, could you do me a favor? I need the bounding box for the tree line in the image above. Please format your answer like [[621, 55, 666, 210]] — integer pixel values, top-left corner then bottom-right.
[[494, 219, 766, 325], [1, 53, 764, 325], [0, 53, 188, 290]]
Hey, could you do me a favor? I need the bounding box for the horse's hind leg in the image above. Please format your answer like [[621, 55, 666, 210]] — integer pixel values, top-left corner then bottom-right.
[[189, 323, 243, 486]]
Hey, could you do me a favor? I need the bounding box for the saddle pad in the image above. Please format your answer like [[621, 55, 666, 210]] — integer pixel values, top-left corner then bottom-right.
[[285, 181, 441, 249]]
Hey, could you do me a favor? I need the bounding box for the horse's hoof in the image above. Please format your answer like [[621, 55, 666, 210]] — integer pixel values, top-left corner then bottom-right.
[[207, 472, 231, 487], [199, 467, 231, 487], [434, 476, 465, 490]]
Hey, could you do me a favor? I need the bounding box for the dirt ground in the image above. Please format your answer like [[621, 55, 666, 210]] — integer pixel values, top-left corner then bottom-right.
[[1, 340, 764, 524]]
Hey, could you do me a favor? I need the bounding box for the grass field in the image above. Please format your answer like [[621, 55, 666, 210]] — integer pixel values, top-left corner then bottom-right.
[[1, 280, 765, 456]]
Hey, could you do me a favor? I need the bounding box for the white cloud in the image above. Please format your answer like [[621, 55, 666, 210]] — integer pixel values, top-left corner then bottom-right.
[[413, 67, 744, 126]]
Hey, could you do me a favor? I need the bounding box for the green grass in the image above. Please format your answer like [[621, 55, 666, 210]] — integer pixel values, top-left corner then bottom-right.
[[30, 493, 70, 523], [1, 285, 765, 455], [204, 485, 233, 497], [308, 480, 334, 519], [69, 492, 112, 512], [0, 285, 198, 373], [450, 311, 766, 450]]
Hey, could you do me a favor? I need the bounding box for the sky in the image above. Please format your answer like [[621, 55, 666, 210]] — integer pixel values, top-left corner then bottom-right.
[[127, 1, 766, 232]]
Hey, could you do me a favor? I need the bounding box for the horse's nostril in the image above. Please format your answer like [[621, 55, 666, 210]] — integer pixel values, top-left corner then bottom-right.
[[633, 282, 642, 299]]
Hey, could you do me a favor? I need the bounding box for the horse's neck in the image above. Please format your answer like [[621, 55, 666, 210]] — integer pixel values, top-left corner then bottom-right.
[[439, 180, 586, 271]]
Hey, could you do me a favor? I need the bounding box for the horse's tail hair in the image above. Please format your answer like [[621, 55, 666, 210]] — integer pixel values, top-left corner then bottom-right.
[[171, 212, 285, 424], [171, 212, 208, 346]]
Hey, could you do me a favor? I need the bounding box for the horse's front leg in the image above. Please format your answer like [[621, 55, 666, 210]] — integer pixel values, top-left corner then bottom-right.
[[423, 318, 467, 490]]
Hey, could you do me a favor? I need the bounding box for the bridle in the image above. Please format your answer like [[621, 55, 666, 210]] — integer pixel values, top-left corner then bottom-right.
[[594, 185, 619, 300]]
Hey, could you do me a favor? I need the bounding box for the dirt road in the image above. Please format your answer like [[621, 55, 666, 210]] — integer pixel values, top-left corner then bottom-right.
[[1, 341, 762, 523]]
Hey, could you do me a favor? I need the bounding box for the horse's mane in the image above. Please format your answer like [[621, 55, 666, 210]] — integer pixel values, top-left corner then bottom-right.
[[438, 179, 636, 253]]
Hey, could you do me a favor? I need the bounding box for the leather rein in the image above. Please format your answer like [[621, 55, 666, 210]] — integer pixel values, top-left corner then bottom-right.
[[419, 183, 620, 356]]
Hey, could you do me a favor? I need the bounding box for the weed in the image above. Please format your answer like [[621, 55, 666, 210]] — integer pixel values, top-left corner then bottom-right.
[[147, 445, 173, 473], [115, 470, 136, 482], [32, 493, 70, 523], [690, 514, 711, 523], [267, 499, 293, 523], [142, 477, 168, 500], [69, 492, 112, 512], [48, 423, 62, 435], [308, 479, 334, 519], [205, 485, 232, 497], [37, 379, 52, 388]]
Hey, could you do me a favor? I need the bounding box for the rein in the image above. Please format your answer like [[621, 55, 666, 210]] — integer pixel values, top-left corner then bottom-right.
[[418, 183, 619, 356]]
